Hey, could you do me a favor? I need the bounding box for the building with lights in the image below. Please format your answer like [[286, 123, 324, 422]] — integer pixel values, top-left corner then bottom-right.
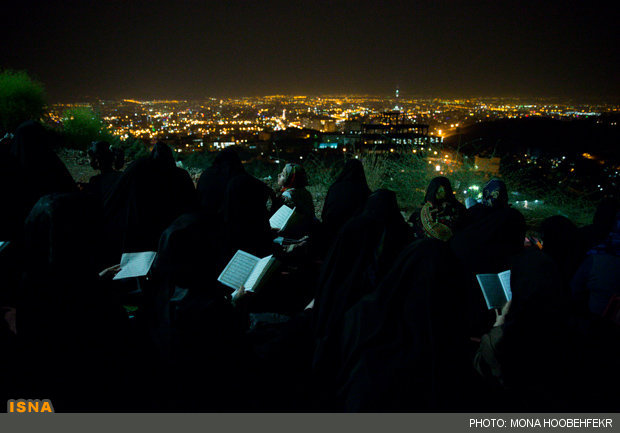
[[359, 111, 436, 152]]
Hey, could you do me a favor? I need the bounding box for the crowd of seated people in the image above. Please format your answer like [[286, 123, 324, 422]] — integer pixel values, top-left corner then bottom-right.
[[0, 120, 618, 412]]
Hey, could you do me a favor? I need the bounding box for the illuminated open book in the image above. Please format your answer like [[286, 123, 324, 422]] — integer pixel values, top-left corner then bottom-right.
[[217, 250, 278, 295], [476, 270, 512, 309], [269, 205, 297, 231], [113, 251, 157, 280]]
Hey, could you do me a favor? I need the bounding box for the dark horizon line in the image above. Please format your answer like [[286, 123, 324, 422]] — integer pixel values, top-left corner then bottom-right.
[[48, 93, 620, 105]]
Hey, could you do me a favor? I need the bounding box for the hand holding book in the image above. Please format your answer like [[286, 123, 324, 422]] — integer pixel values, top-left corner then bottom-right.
[[493, 300, 512, 327], [218, 250, 279, 296]]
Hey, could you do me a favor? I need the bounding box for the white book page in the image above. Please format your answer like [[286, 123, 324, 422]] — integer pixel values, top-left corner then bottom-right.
[[244, 255, 274, 292], [113, 251, 157, 280], [476, 273, 505, 309], [498, 270, 512, 302], [269, 205, 295, 230], [217, 250, 260, 291]]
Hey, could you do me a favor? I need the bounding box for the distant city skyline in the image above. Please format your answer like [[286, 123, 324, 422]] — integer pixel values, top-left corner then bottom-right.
[[3, 1, 617, 102]]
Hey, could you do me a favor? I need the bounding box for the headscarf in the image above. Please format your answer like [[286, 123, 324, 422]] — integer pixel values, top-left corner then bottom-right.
[[280, 163, 308, 192], [276, 163, 315, 237], [334, 159, 370, 186], [151, 141, 176, 168], [423, 176, 455, 206], [336, 239, 470, 411], [197, 148, 246, 212], [415, 177, 465, 241], [481, 178, 509, 209]]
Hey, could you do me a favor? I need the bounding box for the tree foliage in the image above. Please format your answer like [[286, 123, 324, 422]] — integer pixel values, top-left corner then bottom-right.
[[0, 70, 46, 135], [61, 106, 149, 161], [61, 107, 112, 150]]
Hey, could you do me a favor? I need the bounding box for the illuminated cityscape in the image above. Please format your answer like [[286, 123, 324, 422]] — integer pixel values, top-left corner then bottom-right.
[[47, 95, 619, 153], [47, 95, 619, 205]]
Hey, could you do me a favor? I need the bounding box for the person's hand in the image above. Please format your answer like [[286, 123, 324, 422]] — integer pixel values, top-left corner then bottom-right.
[[232, 285, 253, 308], [493, 300, 512, 327], [99, 264, 121, 280], [284, 238, 308, 254]]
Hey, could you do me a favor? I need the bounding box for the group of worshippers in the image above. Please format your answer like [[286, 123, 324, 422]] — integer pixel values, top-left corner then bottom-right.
[[0, 119, 618, 412]]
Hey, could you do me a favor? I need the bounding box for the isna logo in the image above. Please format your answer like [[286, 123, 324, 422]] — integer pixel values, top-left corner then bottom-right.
[[7, 399, 55, 413]]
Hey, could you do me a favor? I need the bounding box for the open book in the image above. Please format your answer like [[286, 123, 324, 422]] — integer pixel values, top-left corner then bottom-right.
[[217, 250, 278, 295], [269, 205, 297, 231], [113, 251, 157, 280], [476, 270, 512, 309]]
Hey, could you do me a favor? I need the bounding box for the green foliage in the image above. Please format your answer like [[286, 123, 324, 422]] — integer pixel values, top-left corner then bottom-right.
[[178, 150, 215, 171], [61, 107, 114, 150], [244, 158, 280, 183], [0, 70, 46, 135], [303, 145, 595, 229], [114, 135, 150, 161], [60, 107, 149, 159], [500, 160, 594, 228]]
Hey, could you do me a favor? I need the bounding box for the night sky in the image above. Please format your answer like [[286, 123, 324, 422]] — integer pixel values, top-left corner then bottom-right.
[[2, 0, 618, 101]]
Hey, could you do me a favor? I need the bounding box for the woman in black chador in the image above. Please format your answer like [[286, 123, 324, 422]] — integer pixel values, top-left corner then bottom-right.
[[221, 173, 274, 259], [466, 178, 510, 223], [539, 215, 587, 288], [312, 189, 411, 406], [18, 193, 129, 411], [449, 202, 526, 337], [320, 159, 371, 252], [9, 120, 77, 212], [336, 239, 470, 411], [410, 176, 466, 242], [197, 147, 246, 212], [151, 210, 247, 411], [103, 141, 196, 262], [474, 250, 619, 410]]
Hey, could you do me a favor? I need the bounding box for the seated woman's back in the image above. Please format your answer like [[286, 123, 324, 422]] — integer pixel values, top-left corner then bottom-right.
[[103, 142, 197, 260], [312, 189, 411, 395], [321, 159, 371, 250], [337, 239, 470, 411], [197, 148, 246, 212]]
